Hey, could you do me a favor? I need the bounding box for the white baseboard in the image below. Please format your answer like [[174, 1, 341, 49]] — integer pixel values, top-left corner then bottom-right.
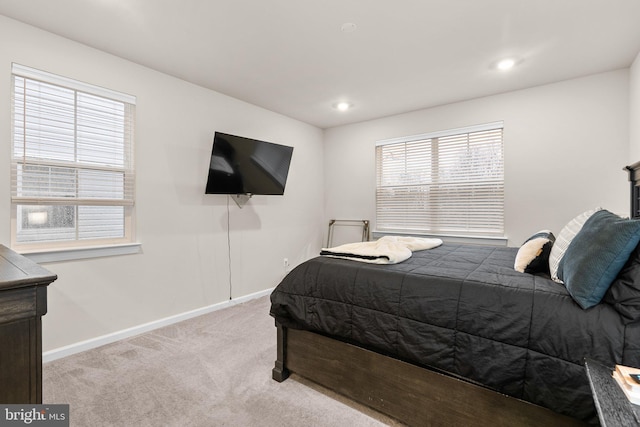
[[43, 288, 274, 363]]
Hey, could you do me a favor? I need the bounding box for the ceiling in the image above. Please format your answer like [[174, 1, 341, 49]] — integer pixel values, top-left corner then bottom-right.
[[1, 0, 640, 129]]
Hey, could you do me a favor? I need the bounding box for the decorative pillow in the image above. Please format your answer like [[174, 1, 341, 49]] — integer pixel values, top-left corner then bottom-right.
[[514, 230, 555, 274], [548, 207, 602, 283], [604, 242, 640, 323], [557, 210, 640, 309]]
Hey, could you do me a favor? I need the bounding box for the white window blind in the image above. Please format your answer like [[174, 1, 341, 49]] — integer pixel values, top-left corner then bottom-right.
[[10, 64, 136, 248], [375, 122, 504, 237]]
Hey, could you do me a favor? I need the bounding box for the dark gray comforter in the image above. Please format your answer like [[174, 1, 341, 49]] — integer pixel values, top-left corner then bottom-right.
[[270, 244, 640, 424]]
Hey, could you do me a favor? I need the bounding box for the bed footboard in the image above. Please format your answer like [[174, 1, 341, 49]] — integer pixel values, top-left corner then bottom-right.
[[272, 323, 586, 426]]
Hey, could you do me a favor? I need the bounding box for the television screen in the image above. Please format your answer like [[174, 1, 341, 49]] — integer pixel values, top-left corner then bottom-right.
[[205, 132, 294, 195]]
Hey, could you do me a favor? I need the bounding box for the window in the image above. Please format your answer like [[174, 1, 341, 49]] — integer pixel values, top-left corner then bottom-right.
[[375, 122, 504, 237], [10, 64, 136, 250]]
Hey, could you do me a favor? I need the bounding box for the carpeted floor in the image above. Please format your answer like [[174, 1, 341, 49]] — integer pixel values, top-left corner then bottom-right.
[[43, 296, 403, 426]]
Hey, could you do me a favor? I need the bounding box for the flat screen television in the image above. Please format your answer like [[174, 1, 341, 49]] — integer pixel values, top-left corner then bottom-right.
[[205, 132, 294, 196]]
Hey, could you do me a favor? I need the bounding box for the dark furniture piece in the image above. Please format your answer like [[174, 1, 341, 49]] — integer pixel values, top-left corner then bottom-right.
[[274, 325, 585, 426], [0, 245, 57, 403], [270, 242, 640, 425], [585, 358, 640, 427], [625, 160, 640, 219]]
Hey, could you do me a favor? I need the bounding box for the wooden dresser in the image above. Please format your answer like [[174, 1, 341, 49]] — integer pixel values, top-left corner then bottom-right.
[[0, 245, 57, 403]]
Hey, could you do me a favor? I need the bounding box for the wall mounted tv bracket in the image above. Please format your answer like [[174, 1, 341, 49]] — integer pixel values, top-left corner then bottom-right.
[[231, 194, 252, 208]]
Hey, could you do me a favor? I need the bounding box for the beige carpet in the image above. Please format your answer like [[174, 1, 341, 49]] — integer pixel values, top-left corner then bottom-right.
[[43, 296, 403, 426]]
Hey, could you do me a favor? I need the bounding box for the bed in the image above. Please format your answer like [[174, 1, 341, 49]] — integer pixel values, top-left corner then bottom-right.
[[269, 164, 640, 426]]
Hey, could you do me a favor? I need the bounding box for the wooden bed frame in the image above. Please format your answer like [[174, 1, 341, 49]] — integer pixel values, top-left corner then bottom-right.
[[270, 163, 640, 425], [272, 324, 587, 426]]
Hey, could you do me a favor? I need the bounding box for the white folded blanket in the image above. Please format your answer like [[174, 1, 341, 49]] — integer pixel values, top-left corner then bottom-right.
[[320, 235, 443, 264]]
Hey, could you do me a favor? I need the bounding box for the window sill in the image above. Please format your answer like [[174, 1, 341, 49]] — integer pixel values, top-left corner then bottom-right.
[[372, 231, 508, 247], [19, 243, 142, 264]]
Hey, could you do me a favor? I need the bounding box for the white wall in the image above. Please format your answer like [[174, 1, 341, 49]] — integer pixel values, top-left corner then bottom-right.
[[631, 52, 640, 161], [324, 70, 630, 246], [0, 16, 325, 351]]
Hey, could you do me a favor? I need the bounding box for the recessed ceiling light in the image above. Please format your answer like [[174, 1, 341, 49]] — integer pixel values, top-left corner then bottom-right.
[[341, 22, 357, 33], [335, 102, 352, 111], [496, 58, 516, 71]]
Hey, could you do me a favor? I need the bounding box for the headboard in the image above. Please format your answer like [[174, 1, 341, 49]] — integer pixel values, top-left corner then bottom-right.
[[625, 161, 640, 219]]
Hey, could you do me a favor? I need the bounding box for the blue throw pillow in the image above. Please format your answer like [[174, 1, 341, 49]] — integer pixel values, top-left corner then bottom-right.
[[558, 210, 640, 309]]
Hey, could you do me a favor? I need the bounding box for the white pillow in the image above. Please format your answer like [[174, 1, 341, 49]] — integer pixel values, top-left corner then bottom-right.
[[549, 208, 602, 283]]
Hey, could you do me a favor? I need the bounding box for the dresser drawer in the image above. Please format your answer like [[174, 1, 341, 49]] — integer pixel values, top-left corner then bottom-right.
[[0, 287, 36, 324], [0, 245, 56, 404]]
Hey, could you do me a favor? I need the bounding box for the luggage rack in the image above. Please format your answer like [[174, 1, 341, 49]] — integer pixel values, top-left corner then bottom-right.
[[326, 219, 370, 247]]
